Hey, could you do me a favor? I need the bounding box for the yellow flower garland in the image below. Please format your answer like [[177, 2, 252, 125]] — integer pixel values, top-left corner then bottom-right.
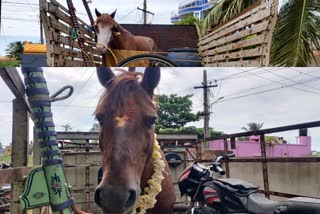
[[133, 134, 165, 214]]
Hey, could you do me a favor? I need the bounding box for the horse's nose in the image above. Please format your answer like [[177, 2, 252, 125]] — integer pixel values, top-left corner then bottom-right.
[[94, 185, 137, 212], [97, 45, 107, 54]]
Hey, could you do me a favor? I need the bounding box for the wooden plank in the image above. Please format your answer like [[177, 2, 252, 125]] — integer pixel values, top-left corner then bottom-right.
[[204, 46, 263, 62], [199, 6, 272, 45], [200, 0, 275, 41], [203, 59, 262, 67], [0, 167, 33, 186], [200, 34, 265, 57], [11, 99, 29, 214], [0, 68, 32, 114], [56, 132, 198, 141], [199, 21, 269, 52], [46, 3, 94, 38]]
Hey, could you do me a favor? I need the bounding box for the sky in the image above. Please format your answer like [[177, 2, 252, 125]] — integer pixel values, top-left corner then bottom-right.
[[1, 67, 320, 152], [0, 0, 287, 56]]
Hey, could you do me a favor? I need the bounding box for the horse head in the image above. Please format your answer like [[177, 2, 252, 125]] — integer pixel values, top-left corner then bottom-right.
[[94, 68, 161, 214], [94, 9, 120, 54]]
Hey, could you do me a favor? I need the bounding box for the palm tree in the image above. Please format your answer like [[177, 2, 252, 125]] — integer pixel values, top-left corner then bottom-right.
[[241, 122, 264, 132], [270, 0, 320, 66], [200, 0, 320, 66]]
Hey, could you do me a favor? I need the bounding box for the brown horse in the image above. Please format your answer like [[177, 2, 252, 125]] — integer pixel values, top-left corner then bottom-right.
[[94, 67, 176, 214], [94, 9, 157, 54]]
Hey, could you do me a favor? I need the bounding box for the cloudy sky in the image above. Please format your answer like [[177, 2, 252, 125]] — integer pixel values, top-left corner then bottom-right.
[[1, 67, 320, 152], [0, 0, 287, 55]]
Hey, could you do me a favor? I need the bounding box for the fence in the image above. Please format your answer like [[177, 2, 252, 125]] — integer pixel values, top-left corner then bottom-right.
[[198, 0, 278, 67], [204, 120, 320, 199]]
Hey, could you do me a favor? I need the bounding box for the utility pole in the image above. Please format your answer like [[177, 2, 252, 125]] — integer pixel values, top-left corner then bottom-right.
[[194, 70, 218, 152], [39, 0, 44, 44], [0, 0, 2, 36], [143, 0, 147, 24], [61, 124, 72, 132], [137, 0, 154, 24]]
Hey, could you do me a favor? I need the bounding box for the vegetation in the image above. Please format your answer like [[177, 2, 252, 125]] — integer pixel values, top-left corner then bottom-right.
[[175, 15, 199, 25], [270, 0, 320, 66], [200, 0, 320, 66], [241, 122, 264, 132], [0, 60, 21, 67], [156, 94, 204, 129], [158, 126, 223, 138], [5, 41, 24, 60]]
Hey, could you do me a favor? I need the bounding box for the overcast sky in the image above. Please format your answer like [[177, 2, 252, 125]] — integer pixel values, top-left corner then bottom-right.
[[1, 67, 320, 152]]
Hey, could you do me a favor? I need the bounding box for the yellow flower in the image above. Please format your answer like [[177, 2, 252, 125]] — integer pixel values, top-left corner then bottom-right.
[[134, 135, 165, 214]]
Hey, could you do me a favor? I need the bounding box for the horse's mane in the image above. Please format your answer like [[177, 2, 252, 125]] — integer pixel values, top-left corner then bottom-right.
[[95, 71, 153, 117]]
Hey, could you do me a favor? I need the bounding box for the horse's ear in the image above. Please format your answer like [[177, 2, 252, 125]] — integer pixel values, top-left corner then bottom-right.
[[141, 67, 160, 97], [96, 67, 115, 87], [110, 9, 117, 19], [95, 8, 102, 17]]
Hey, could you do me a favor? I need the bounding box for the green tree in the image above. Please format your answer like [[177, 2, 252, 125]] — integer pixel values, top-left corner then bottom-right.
[[156, 94, 204, 130], [5, 41, 24, 60], [201, 0, 320, 66], [241, 122, 264, 132], [158, 126, 223, 138], [175, 15, 199, 25]]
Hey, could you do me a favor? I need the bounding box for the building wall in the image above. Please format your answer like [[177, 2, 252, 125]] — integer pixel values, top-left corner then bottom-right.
[[210, 136, 312, 157]]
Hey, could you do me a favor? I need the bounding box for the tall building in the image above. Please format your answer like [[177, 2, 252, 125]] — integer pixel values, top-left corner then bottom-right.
[[171, 0, 213, 23]]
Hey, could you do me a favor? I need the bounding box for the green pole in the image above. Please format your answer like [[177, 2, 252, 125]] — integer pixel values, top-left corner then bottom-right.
[[22, 67, 73, 214]]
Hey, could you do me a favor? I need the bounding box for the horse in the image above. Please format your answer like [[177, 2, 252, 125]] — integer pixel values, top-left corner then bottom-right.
[[94, 67, 176, 214], [94, 9, 157, 54]]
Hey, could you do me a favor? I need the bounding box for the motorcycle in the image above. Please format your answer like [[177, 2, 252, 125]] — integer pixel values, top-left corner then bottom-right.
[[178, 153, 320, 214]]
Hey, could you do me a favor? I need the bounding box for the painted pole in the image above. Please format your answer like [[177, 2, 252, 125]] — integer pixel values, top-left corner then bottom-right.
[[22, 67, 73, 214]]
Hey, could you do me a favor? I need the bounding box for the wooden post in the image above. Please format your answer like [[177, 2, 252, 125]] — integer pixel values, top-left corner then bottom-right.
[[260, 134, 270, 198], [11, 99, 29, 213]]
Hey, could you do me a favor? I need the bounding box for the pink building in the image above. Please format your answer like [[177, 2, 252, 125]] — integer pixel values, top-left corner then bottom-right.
[[210, 136, 312, 157]]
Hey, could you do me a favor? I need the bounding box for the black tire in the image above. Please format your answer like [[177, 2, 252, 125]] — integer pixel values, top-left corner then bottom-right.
[[116, 53, 177, 67]]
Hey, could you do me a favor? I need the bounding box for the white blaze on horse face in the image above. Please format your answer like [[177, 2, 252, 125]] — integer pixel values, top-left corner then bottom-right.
[[96, 23, 113, 54]]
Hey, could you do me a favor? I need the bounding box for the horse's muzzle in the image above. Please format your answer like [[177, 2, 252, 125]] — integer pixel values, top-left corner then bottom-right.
[[94, 184, 138, 213]]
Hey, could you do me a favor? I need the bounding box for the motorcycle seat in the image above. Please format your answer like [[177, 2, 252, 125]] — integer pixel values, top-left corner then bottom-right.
[[284, 197, 320, 213], [247, 193, 282, 214], [214, 178, 259, 196]]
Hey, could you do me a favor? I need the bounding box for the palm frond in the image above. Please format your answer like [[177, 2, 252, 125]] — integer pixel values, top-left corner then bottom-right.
[[270, 0, 320, 66], [200, 0, 258, 36]]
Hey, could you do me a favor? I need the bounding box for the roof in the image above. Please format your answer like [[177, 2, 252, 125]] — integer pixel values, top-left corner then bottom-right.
[[23, 41, 46, 54]]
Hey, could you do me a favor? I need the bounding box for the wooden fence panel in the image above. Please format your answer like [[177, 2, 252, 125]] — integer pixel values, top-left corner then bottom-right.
[[40, 0, 101, 67], [198, 0, 278, 67]]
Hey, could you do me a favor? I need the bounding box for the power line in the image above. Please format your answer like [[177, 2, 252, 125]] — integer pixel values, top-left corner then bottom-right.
[[219, 77, 320, 103], [241, 68, 320, 96], [222, 69, 320, 98]]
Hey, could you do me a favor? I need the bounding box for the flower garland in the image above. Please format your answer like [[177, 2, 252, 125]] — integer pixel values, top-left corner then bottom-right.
[[134, 134, 165, 214]]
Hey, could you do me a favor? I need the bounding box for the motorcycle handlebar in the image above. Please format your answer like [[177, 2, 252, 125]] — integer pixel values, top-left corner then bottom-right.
[[215, 165, 225, 175]]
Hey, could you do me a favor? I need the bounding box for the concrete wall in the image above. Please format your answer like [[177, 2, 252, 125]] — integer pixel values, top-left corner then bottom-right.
[[228, 161, 320, 201]]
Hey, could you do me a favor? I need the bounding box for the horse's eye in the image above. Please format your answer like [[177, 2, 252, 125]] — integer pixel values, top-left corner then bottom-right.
[[96, 113, 104, 125], [94, 25, 99, 33], [146, 116, 157, 128]]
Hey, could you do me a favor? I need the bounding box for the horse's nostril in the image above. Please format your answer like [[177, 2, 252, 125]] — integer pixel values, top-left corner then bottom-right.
[[124, 189, 136, 209], [94, 188, 101, 205]]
